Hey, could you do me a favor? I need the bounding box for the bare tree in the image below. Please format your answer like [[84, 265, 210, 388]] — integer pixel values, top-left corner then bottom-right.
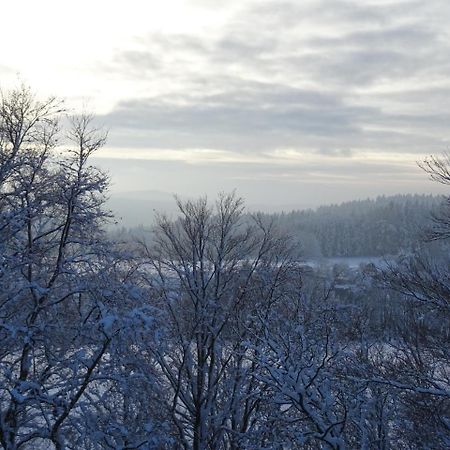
[[0, 87, 146, 450], [139, 193, 298, 449], [368, 153, 450, 448], [419, 153, 450, 241]]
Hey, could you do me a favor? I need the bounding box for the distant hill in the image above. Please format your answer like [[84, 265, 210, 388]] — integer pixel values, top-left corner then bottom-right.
[[273, 194, 443, 257]]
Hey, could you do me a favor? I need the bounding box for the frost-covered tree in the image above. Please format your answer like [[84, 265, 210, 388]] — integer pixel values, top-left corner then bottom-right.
[[0, 87, 150, 450], [369, 153, 450, 448], [420, 153, 450, 242], [139, 193, 299, 449]]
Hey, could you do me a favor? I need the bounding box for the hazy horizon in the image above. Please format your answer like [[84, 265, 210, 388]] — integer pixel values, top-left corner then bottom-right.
[[105, 186, 444, 228]]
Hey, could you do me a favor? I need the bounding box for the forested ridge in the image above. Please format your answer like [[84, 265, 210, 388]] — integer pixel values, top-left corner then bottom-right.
[[270, 195, 443, 257], [1, 88, 449, 449]]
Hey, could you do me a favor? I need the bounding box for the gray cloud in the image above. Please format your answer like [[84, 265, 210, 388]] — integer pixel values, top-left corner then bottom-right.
[[101, 74, 450, 155], [94, 0, 450, 206], [100, 86, 368, 152], [105, 0, 450, 94]]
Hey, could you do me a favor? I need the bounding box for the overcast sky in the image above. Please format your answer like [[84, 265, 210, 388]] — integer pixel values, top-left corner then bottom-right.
[[1, 0, 449, 211]]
